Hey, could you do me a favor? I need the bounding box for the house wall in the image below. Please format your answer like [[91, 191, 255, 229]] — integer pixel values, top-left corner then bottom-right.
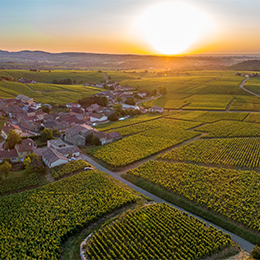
[[50, 159, 68, 168]]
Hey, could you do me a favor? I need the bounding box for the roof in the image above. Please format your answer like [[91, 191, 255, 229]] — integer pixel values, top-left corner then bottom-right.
[[32, 147, 48, 157], [42, 148, 68, 165], [15, 138, 37, 152], [0, 149, 18, 159], [89, 113, 105, 119], [108, 131, 122, 139], [57, 146, 81, 155], [48, 138, 69, 148], [150, 105, 163, 110], [16, 95, 32, 101], [2, 123, 22, 134], [65, 124, 95, 137]]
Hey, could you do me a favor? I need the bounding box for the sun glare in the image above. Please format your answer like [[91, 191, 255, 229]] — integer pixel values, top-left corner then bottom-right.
[[137, 2, 211, 54]]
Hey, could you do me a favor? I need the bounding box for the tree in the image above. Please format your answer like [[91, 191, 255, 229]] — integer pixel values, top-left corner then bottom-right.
[[23, 157, 31, 168], [0, 161, 12, 179], [108, 112, 119, 121], [116, 96, 122, 102], [42, 106, 51, 113], [92, 135, 101, 146], [113, 103, 123, 114], [41, 128, 53, 142], [85, 134, 94, 145], [4, 130, 21, 150], [125, 98, 136, 105], [85, 134, 101, 146]]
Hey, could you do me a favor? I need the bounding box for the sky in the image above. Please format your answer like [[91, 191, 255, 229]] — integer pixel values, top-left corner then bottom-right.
[[1, 0, 260, 55]]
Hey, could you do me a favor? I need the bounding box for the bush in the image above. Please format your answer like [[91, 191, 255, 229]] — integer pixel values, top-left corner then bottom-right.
[[252, 245, 260, 259]]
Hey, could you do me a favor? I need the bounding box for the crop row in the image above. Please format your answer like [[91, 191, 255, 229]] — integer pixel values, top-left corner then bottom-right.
[[107, 118, 201, 137], [0, 173, 39, 195], [87, 120, 200, 167], [127, 161, 260, 233], [84, 203, 231, 260], [195, 120, 260, 138], [158, 138, 260, 169], [96, 114, 162, 131], [50, 159, 91, 180], [166, 111, 248, 123], [0, 171, 137, 259]]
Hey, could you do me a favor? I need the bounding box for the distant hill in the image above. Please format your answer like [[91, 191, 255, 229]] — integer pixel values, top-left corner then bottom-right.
[[229, 60, 260, 71], [0, 50, 253, 70]]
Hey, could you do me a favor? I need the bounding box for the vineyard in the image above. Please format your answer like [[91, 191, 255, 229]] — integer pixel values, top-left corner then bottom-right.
[[182, 94, 234, 110], [230, 95, 260, 111], [158, 138, 260, 169], [0, 69, 105, 84], [96, 114, 162, 131], [106, 118, 201, 137], [84, 203, 232, 260], [0, 171, 137, 259], [50, 159, 91, 180], [195, 120, 260, 138], [126, 161, 260, 233], [88, 119, 201, 167], [0, 172, 39, 195], [166, 111, 248, 123]]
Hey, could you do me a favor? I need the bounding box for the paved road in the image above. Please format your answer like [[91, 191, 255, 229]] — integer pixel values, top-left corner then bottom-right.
[[239, 77, 260, 97], [81, 154, 255, 252]]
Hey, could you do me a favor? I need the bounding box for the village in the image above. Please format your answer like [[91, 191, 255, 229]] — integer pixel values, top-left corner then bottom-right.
[[0, 83, 164, 169]]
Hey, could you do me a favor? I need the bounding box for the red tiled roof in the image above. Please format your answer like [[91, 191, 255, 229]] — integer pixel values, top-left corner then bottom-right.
[[0, 149, 18, 159]]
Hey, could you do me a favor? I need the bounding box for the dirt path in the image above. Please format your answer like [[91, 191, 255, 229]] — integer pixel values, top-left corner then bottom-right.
[[226, 97, 236, 111], [226, 250, 250, 260]]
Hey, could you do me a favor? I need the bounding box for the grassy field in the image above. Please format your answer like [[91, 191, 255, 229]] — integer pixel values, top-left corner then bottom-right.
[[0, 69, 105, 83]]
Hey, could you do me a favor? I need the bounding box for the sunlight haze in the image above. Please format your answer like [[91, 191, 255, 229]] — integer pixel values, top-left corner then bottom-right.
[[1, 0, 260, 54]]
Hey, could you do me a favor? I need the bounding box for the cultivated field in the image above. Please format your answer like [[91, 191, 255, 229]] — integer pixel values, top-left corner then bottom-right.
[[0, 69, 105, 83], [0, 81, 103, 104], [158, 138, 260, 169], [0, 171, 137, 259], [84, 203, 234, 260], [87, 119, 201, 167], [126, 161, 260, 235]]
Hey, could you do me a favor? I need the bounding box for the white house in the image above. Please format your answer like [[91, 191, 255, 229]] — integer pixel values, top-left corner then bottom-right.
[[149, 105, 164, 113], [89, 113, 108, 122], [42, 148, 68, 168]]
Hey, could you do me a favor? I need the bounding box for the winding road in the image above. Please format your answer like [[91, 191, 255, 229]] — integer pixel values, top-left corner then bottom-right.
[[239, 77, 260, 97], [80, 154, 255, 252]]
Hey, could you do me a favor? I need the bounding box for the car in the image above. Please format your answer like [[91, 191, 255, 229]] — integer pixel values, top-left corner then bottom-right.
[[84, 167, 93, 171], [69, 157, 76, 161]]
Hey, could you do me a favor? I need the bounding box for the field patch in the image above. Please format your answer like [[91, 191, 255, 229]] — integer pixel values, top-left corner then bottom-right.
[[194, 120, 260, 138], [126, 160, 260, 233], [158, 138, 260, 169], [182, 94, 234, 110], [88, 119, 201, 167], [0, 171, 137, 259], [84, 203, 233, 260]]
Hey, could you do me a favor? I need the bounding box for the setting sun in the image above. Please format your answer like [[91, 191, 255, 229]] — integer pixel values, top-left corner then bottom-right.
[[137, 2, 212, 54]]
